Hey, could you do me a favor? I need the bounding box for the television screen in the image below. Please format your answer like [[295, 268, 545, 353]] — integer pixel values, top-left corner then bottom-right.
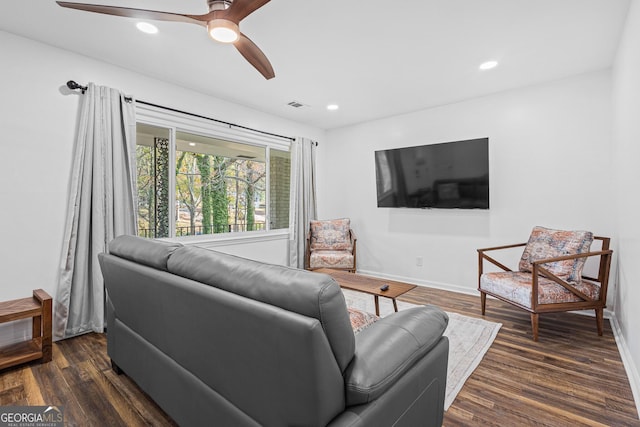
[[375, 138, 489, 209]]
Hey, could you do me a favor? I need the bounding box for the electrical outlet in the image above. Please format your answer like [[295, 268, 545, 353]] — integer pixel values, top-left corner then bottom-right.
[[416, 256, 423, 267]]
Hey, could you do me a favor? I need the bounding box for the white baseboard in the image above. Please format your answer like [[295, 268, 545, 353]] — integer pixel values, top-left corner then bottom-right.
[[356, 268, 478, 297], [609, 313, 640, 418], [355, 269, 640, 417]]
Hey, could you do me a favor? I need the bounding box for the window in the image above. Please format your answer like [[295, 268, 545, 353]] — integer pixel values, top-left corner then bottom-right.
[[135, 121, 290, 239], [269, 148, 291, 230]]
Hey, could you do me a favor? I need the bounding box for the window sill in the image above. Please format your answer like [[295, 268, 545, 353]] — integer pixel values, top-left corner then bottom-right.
[[158, 229, 290, 247]]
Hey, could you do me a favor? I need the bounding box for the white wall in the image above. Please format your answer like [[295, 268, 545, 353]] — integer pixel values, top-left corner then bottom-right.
[[0, 31, 323, 342], [612, 0, 640, 409], [162, 232, 290, 266], [319, 71, 615, 296]]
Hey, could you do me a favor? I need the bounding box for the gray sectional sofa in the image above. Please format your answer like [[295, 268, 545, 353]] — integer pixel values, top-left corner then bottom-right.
[[98, 235, 449, 426]]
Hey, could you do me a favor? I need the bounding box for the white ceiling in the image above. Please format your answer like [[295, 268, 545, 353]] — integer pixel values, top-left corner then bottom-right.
[[0, 0, 631, 130]]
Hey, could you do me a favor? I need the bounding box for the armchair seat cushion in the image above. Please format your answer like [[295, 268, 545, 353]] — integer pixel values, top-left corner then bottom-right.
[[480, 271, 601, 308], [310, 250, 354, 269]]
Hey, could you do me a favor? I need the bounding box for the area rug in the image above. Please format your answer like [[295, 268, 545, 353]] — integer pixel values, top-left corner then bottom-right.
[[342, 289, 502, 410]]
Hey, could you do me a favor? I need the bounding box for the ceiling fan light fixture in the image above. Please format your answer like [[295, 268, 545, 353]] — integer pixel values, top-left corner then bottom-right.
[[208, 19, 239, 43]]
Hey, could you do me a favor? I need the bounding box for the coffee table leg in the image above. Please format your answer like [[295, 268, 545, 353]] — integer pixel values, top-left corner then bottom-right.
[[393, 298, 398, 312], [374, 295, 380, 316]]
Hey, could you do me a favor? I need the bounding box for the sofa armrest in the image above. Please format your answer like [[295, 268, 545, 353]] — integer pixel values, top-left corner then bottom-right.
[[344, 305, 448, 406]]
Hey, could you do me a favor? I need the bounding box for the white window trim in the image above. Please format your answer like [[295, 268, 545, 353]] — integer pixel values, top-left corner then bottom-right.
[[136, 103, 292, 151], [135, 103, 292, 243], [159, 228, 289, 246]]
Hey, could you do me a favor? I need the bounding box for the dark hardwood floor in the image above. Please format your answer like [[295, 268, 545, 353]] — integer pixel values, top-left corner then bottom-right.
[[0, 286, 638, 426], [403, 287, 640, 426]]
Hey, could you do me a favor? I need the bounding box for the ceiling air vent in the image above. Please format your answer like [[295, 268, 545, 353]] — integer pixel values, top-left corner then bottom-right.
[[237, 155, 256, 159], [287, 101, 306, 108]]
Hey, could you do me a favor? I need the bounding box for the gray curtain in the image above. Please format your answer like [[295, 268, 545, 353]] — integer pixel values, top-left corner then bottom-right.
[[54, 83, 137, 340], [288, 137, 317, 268]]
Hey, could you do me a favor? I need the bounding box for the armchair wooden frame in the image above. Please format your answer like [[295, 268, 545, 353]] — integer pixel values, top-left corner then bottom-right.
[[305, 229, 357, 273], [478, 236, 612, 341]]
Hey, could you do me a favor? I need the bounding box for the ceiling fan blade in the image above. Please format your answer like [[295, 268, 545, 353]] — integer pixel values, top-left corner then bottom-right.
[[56, 1, 207, 26], [234, 33, 275, 80], [224, 0, 271, 23]]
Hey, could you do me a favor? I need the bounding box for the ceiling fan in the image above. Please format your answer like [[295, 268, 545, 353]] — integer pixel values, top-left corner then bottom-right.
[[56, 0, 275, 79]]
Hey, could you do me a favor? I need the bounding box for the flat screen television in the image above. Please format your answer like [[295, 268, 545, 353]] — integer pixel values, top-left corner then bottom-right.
[[375, 137, 489, 209]]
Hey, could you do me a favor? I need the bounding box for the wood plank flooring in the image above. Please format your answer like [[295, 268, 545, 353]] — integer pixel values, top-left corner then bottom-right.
[[0, 286, 638, 426], [403, 287, 640, 426], [0, 333, 176, 426]]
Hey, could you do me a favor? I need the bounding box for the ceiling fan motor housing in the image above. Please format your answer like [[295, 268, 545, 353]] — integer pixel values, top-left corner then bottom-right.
[[208, 0, 232, 12]]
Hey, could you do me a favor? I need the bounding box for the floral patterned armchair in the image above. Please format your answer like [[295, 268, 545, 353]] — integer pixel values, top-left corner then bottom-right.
[[305, 218, 357, 272], [478, 226, 612, 341]]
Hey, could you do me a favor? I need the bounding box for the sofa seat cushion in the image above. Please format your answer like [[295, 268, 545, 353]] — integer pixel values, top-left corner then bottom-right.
[[310, 250, 354, 269], [480, 271, 601, 308]]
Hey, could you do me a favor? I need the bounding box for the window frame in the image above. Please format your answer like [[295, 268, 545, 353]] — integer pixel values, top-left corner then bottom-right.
[[135, 103, 291, 243]]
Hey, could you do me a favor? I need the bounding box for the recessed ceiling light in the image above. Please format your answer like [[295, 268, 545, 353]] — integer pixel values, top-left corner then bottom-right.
[[327, 104, 339, 111], [188, 142, 196, 147], [136, 22, 158, 34], [479, 60, 498, 70]]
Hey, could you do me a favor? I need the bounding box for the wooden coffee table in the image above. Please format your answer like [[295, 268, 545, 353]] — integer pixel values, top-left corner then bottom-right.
[[316, 269, 417, 316]]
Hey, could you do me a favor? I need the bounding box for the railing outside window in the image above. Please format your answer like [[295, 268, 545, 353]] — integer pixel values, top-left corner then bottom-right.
[[138, 222, 267, 238]]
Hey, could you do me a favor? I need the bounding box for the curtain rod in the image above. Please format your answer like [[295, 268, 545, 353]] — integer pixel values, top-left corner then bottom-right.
[[65, 80, 295, 142]]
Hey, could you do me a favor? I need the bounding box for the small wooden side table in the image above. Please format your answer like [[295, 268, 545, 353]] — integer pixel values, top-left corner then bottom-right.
[[0, 289, 52, 370]]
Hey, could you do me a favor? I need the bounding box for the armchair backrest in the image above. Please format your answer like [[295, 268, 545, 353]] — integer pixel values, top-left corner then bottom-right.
[[518, 226, 594, 283], [309, 218, 353, 251]]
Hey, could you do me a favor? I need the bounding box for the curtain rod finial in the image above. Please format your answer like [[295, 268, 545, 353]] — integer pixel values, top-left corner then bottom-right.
[[66, 80, 87, 94]]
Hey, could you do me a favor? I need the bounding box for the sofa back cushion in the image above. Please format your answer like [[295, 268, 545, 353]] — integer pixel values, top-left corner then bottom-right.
[[310, 218, 353, 251], [518, 226, 593, 283], [167, 245, 356, 373], [108, 235, 182, 271]]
